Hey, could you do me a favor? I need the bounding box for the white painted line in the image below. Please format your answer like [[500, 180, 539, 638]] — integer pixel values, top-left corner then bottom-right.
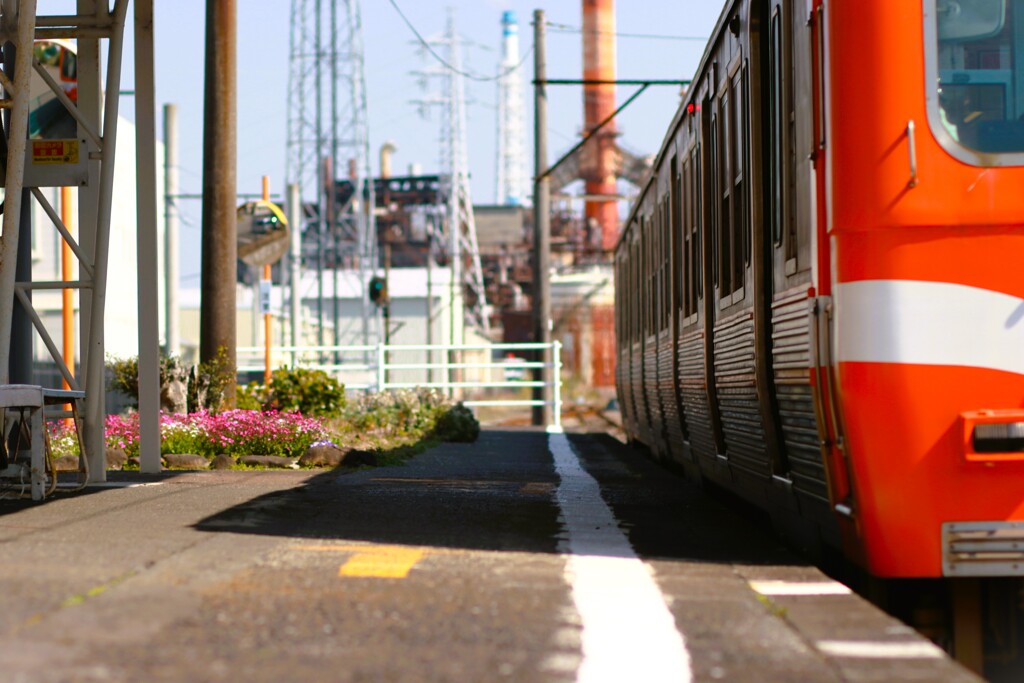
[[82, 482, 164, 489], [549, 433, 691, 683], [817, 640, 946, 659], [750, 580, 852, 596]]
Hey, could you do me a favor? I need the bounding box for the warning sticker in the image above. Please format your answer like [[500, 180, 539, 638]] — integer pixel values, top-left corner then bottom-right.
[[31, 139, 79, 165]]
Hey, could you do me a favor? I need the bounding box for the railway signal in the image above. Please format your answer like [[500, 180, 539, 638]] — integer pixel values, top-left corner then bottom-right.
[[369, 275, 388, 306]]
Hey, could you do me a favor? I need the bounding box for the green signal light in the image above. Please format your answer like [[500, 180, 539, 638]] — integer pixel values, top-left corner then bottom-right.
[[369, 275, 388, 305]]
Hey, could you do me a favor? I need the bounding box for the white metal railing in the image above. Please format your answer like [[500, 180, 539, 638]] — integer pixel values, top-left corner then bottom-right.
[[237, 341, 563, 429]]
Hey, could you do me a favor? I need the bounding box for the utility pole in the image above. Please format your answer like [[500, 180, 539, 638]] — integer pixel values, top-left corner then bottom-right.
[[288, 182, 302, 367], [164, 103, 180, 357], [383, 242, 391, 345], [532, 10, 552, 426], [201, 0, 238, 405]]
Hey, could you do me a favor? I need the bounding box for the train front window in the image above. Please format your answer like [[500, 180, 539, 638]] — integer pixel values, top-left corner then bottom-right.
[[927, 0, 1024, 159]]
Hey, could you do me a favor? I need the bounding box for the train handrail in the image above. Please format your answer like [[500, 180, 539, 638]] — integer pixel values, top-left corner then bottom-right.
[[907, 120, 919, 188]]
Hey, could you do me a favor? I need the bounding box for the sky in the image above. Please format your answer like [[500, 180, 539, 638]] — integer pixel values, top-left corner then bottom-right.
[[51, 0, 726, 286]]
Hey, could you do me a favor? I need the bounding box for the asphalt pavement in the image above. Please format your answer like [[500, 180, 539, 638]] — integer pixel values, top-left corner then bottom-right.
[[0, 428, 982, 682]]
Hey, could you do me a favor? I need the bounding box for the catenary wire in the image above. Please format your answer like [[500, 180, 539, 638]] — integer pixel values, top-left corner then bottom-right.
[[387, 0, 534, 82], [546, 21, 706, 42]]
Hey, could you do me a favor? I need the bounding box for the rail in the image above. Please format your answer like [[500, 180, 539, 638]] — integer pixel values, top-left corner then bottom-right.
[[236, 341, 563, 430]]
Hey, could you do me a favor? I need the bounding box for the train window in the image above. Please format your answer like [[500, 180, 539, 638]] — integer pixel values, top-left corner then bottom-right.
[[647, 215, 654, 336], [662, 195, 671, 330], [731, 68, 749, 290], [717, 64, 747, 304], [641, 216, 647, 337], [626, 240, 634, 344], [664, 198, 669, 330], [682, 159, 692, 320], [671, 157, 683, 321], [653, 209, 659, 332], [686, 158, 694, 319], [767, 3, 799, 270], [693, 144, 703, 306], [710, 110, 721, 291], [926, 0, 1024, 163], [769, 11, 783, 246], [655, 203, 662, 331], [745, 64, 753, 266], [718, 92, 732, 299], [653, 208, 660, 332], [661, 199, 667, 329]]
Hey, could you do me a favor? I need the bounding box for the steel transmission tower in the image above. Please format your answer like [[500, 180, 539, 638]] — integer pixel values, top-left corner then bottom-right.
[[286, 0, 376, 348], [431, 10, 490, 336], [495, 11, 528, 206]]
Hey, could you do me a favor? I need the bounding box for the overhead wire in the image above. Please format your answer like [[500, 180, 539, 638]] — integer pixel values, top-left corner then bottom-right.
[[386, 0, 534, 82], [545, 22, 707, 42]]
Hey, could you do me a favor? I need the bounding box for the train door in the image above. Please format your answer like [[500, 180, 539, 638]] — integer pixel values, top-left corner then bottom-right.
[[622, 227, 638, 440], [614, 246, 629, 433], [698, 86, 728, 466], [748, 0, 791, 484], [761, 0, 829, 508], [667, 152, 690, 464], [679, 105, 717, 465], [706, 11, 771, 488]]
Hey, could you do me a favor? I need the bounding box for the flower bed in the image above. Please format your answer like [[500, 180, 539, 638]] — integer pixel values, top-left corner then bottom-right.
[[47, 387, 479, 469], [51, 409, 329, 460]]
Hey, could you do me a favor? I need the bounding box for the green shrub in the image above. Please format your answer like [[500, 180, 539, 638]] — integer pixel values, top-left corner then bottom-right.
[[236, 382, 265, 411], [187, 347, 235, 413], [107, 350, 233, 414], [107, 355, 140, 405], [345, 388, 442, 436], [259, 367, 346, 418], [433, 403, 480, 443], [342, 389, 478, 444]]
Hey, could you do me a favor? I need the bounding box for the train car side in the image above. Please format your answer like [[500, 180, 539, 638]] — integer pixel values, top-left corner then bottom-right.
[[615, 0, 841, 556], [616, 0, 1024, 579]]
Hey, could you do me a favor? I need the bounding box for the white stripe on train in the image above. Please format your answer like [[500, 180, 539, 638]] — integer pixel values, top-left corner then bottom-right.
[[835, 279, 1024, 376]]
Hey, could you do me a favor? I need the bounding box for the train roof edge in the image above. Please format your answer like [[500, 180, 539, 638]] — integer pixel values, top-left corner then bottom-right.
[[616, 0, 741, 253]]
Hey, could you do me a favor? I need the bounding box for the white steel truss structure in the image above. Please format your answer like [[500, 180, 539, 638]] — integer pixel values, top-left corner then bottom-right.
[[286, 0, 376, 348], [0, 0, 161, 482], [436, 9, 489, 336]]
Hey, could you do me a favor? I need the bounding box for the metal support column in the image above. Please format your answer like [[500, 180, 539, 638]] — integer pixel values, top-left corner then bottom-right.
[[288, 182, 302, 367], [0, 0, 38, 385], [164, 103, 180, 357], [84, 0, 130, 480], [532, 10, 552, 427], [135, 0, 161, 473], [76, 0, 104, 481]]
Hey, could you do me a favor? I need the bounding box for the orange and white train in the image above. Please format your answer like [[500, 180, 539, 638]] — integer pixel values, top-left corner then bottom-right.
[[615, 0, 1024, 583]]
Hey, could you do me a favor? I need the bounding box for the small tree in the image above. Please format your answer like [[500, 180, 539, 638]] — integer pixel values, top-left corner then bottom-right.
[[107, 347, 236, 414]]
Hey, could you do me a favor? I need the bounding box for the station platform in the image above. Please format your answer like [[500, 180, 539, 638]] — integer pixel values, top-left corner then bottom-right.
[[0, 428, 981, 682]]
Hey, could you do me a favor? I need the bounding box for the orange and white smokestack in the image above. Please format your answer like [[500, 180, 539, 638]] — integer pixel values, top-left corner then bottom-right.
[[582, 0, 618, 253]]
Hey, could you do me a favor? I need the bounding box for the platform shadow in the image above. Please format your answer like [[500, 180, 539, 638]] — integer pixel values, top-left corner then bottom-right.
[[192, 428, 806, 566], [0, 469, 195, 516]]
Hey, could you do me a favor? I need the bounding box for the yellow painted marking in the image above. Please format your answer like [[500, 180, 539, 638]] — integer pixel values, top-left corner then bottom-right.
[[292, 543, 461, 555], [338, 547, 425, 579]]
